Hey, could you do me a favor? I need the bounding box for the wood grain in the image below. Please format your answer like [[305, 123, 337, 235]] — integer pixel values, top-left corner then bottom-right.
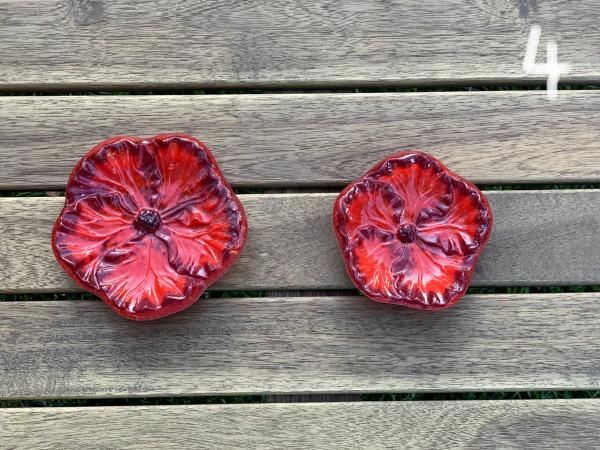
[[3, 400, 600, 449], [2, 190, 600, 293], [1, 92, 600, 189], [2, 293, 600, 398], [0, 0, 599, 90]]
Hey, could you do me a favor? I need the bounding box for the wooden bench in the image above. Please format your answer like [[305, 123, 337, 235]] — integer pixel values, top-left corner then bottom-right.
[[2, 0, 600, 447]]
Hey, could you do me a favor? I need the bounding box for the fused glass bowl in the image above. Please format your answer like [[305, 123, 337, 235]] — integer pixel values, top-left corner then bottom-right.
[[333, 151, 493, 310], [52, 134, 247, 320]]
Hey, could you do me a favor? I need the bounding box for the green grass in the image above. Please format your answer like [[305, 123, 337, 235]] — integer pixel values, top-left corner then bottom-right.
[[479, 183, 600, 190], [2, 391, 599, 408], [0, 291, 264, 302], [1, 83, 599, 97], [0, 189, 266, 196], [3, 286, 600, 303], [0, 292, 96, 302], [353, 84, 600, 93], [0, 191, 57, 197], [4, 286, 600, 302], [234, 188, 266, 195], [2, 183, 600, 198], [0, 396, 265, 408], [467, 285, 600, 295]]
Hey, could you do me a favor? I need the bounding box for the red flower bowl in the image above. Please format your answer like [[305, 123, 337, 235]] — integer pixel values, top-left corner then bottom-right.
[[52, 134, 247, 321], [333, 151, 493, 310]]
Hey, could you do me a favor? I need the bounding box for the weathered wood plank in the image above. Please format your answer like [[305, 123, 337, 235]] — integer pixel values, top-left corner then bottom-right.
[[3, 400, 600, 449], [1, 92, 600, 189], [1, 190, 600, 293], [1, 293, 600, 399], [0, 0, 599, 89]]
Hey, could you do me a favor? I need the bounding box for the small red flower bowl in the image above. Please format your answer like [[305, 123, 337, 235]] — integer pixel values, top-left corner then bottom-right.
[[52, 134, 247, 321], [333, 151, 493, 310]]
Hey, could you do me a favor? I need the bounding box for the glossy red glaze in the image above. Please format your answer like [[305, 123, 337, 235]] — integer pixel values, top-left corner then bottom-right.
[[52, 134, 247, 321], [333, 151, 493, 310]]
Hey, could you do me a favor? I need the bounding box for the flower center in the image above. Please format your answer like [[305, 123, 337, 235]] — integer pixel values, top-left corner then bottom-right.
[[397, 223, 417, 244], [134, 209, 161, 233]]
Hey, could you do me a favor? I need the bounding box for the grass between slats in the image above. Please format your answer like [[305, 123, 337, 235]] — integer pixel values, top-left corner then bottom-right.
[[2, 286, 600, 302], [0, 84, 599, 96], [0, 291, 264, 302], [0, 188, 264, 196], [2, 184, 600, 198], [1, 391, 599, 408]]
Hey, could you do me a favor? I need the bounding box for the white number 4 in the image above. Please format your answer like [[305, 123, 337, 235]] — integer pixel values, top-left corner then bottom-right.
[[523, 25, 570, 100]]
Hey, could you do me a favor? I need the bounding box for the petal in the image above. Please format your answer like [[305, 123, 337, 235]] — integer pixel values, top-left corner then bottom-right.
[[53, 196, 139, 289], [149, 136, 219, 211], [68, 138, 159, 212], [348, 228, 403, 299], [349, 234, 471, 308], [97, 235, 197, 319], [417, 186, 488, 257], [392, 244, 473, 307], [156, 184, 245, 279], [373, 154, 452, 223], [336, 179, 404, 241]]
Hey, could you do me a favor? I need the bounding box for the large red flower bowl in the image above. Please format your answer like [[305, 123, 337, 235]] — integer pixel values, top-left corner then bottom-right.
[[52, 134, 247, 321], [333, 151, 493, 310]]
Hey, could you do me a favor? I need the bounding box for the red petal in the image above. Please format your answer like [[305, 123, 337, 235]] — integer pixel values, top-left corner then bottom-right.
[[350, 228, 471, 307], [400, 244, 472, 305], [97, 236, 198, 320], [52, 134, 247, 320], [334, 151, 492, 310], [337, 179, 403, 240], [150, 136, 216, 210], [68, 138, 159, 212], [156, 184, 245, 279], [373, 154, 453, 223], [53, 196, 138, 289], [417, 189, 486, 256], [348, 229, 402, 298]]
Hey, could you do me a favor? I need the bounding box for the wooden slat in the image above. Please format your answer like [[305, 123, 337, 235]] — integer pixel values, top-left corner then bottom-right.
[[1, 92, 600, 189], [2, 293, 600, 399], [2, 190, 600, 293], [3, 400, 600, 449], [0, 0, 599, 90]]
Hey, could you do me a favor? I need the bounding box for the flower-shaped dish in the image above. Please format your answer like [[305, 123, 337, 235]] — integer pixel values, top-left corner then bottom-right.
[[52, 134, 247, 320], [333, 151, 492, 310]]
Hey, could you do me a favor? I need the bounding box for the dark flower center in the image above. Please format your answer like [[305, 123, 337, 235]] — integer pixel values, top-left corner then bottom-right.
[[397, 223, 417, 244], [134, 209, 161, 233]]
